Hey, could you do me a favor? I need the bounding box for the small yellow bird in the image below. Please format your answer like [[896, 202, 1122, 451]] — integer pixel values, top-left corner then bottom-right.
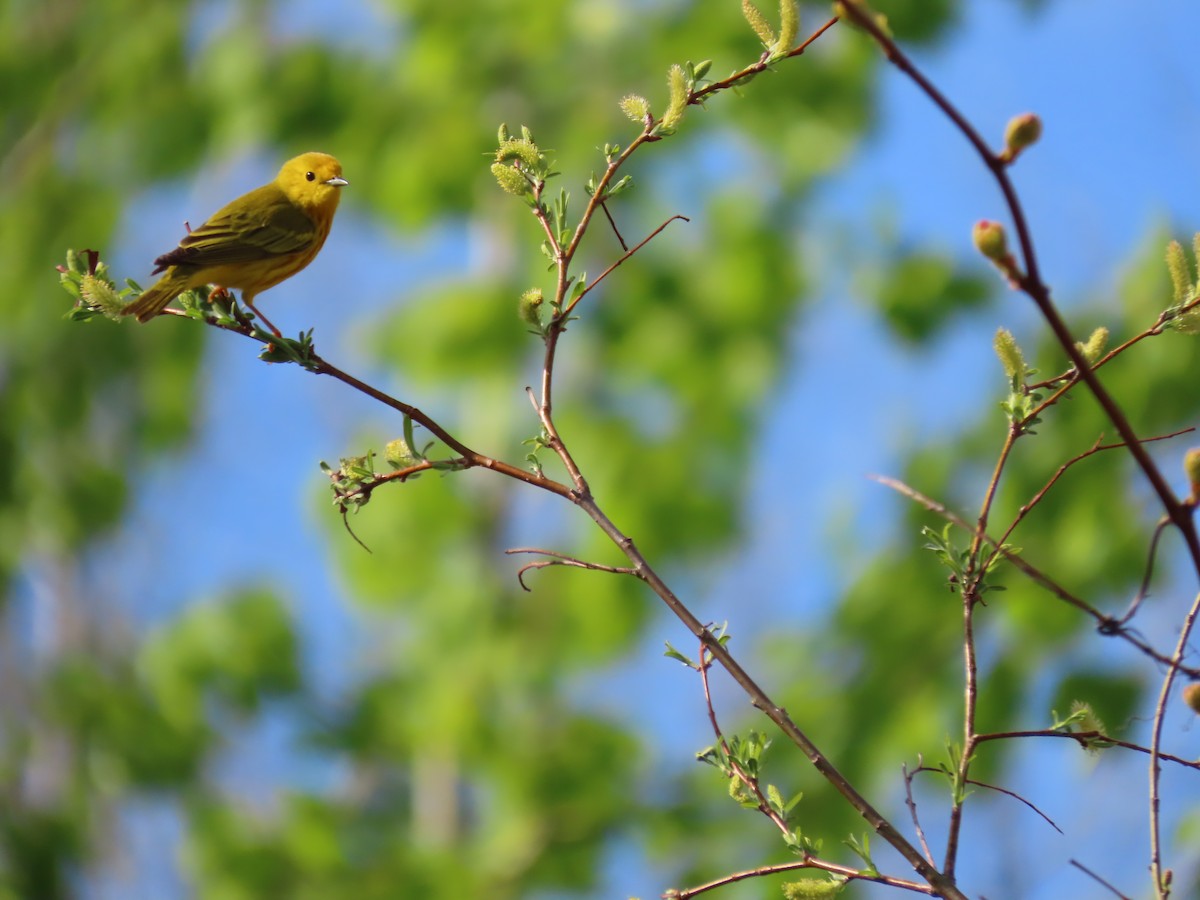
[[122, 152, 348, 336]]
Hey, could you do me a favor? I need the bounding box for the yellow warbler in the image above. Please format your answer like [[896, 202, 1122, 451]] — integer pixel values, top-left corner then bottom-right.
[[122, 152, 348, 335]]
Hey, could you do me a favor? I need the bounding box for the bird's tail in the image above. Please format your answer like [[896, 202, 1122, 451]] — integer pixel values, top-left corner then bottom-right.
[[121, 269, 190, 323]]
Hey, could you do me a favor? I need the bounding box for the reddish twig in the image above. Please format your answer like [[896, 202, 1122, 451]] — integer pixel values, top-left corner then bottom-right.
[[975, 730, 1200, 771], [504, 547, 640, 592], [987, 429, 1194, 571], [667, 859, 935, 899], [564, 214, 690, 316]]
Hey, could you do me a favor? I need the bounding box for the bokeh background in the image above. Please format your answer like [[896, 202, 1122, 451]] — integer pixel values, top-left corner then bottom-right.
[[5, 0, 1200, 897]]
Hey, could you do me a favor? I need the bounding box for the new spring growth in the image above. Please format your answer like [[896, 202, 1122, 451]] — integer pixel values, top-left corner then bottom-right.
[[1183, 682, 1200, 714], [81, 273, 126, 319], [742, 0, 799, 60], [620, 94, 651, 124], [657, 65, 689, 135], [999, 113, 1042, 164], [993, 327, 1026, 382], [519, 287, 545, 330], [973, 219, 1021, 285], [1074, 326, 1108, 366], [1164, 236, 1200, 333], [491, 127, 548, 197], [1184, 448, 1200, 505], [781, 878, 846, 900], [1165, 239, 1196, 304], [385, 437, 420, 470]]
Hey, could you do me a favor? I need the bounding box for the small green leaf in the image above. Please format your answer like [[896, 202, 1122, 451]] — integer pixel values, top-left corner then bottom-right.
[[663, 642, 695, 668]]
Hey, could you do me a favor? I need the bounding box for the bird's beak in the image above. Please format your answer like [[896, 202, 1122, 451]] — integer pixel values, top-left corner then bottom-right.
[[325, 176, 349, 187]]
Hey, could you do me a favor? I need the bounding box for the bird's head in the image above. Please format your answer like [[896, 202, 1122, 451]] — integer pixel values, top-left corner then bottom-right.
[[277, 152, 348, 211]]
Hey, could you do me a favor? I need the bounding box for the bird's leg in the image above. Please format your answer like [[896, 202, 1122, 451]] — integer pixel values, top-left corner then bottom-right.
[[242, 295, 283, 338]]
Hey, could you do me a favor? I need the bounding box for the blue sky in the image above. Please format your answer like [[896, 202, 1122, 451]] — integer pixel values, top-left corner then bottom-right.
[[93, 2, 1200, 897]]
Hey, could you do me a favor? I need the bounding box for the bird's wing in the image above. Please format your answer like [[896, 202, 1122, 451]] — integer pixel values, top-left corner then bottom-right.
[[152, 186, 317, 272]]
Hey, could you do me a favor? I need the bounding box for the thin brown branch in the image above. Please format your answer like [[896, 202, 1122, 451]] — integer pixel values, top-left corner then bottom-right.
[[962, 776, 1061, 834], [1119, 517, 1173, 624], [690, 16, 841, 104], [163, 308, 578, 503], [668, 858, 936, 899], [696, 639, 791, 836], [599, 200, 628, 251], [946, 423, 1021, 878], [311, 356, 575, 498], [975, 729, 1200, 771], [944, 596, 976, 879], [1027, 291, 1200, 396], [987, 430, 1193, 570], [564, 214, 690, 316], [902, 757, 937, 866], [504, 548, 640, 592], [1069, 859, 1134, 900], [912, 761, 1062, 836], [1149, 588, 1200, 897]]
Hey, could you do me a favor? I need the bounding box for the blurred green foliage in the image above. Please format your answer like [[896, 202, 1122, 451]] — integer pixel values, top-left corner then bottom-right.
[[7, 0, 1199, 898]]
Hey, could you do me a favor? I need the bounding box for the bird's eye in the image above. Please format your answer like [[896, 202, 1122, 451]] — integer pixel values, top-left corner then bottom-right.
[[305, 171, 315, 182]]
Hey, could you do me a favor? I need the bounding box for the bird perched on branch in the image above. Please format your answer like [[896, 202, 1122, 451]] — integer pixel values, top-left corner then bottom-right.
[[122, 151, 348, 336]]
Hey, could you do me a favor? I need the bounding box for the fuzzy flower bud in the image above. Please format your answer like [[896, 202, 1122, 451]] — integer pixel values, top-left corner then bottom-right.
[[742, 0, 776, 48], [1165, 240, 1193, 305], [775, 0, 799, 57], [1074, 326, 1108, 365], [620, 94, 650, 123], [658, 64, 689, 135], [384, 438, 420, 470], [519, 287, 545, 329], [491, 162, 530, 197], [993, 328, 1026, 381], [82, 274, 126, 319], [495, 137, 542, 171]]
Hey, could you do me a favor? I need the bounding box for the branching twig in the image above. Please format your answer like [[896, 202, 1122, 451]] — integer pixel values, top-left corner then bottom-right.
[[963, 776, 1061, 834], [840, 9, 1200, 884], [667, 859, 936, 899], [987, 429, 1194, 572], [1026, 291, 1200, 397], [564, 214, 690, 316], [975, 729, 1200, 771], [1119, 517, 1172, 625], [696, 640, 791, 836], [504, 548, 640, 592], [902, 757, 936, 866], [690, 16, 840, 105], [874, 475, 1200, 679]]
